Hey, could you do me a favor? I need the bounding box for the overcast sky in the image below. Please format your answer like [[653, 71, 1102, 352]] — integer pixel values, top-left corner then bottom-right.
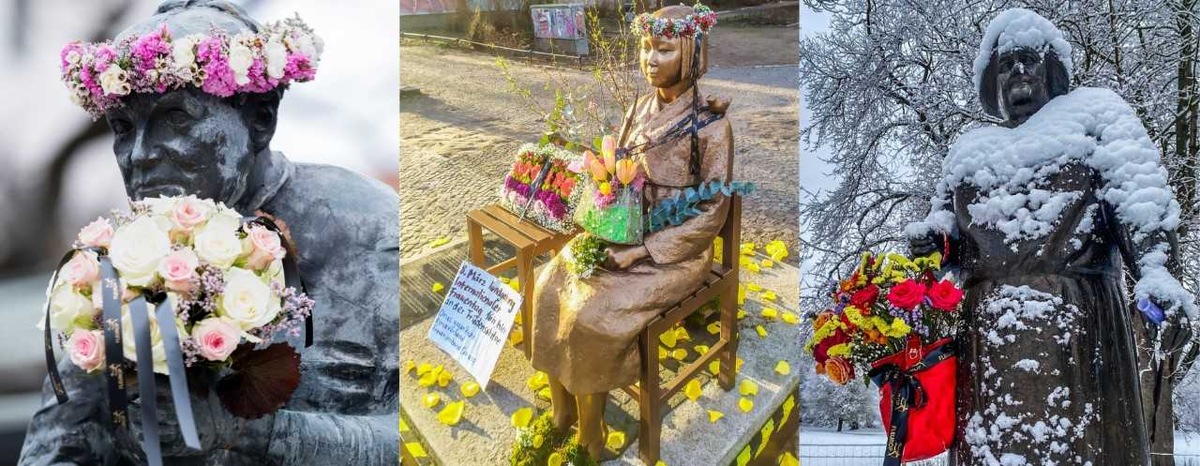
[[799, 5, 834, 287]]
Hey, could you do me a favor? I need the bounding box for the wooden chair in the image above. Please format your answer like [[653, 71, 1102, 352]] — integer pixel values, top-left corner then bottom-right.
[[466, 204, 576, 358], [621, 195, 741, 465]]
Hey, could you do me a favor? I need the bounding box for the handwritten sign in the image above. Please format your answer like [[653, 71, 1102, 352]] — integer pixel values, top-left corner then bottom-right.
[[427, 261, 523, 387]]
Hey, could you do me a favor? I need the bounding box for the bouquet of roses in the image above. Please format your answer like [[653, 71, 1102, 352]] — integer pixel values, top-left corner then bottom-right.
[[804, 251, 961, 465], [499, 143, 582, 234], [42, 195, 313, 461], [573, 135, 645, 245]]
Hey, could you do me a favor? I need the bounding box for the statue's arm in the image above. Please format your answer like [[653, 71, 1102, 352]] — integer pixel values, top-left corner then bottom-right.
[[905, 182, 959, 266], [642, 120, 733, 265], [18, 359, 120, 466]]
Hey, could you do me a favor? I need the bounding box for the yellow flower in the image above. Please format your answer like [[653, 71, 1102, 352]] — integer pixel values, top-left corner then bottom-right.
[[606, 430, 626, 450], [827, 343, 852, 358], [548, 452, 564, 466], [526, 371, 549, 391], [511, 407, 533, 428], [884, 318, 911, 338], [599, 181, 612, 196]]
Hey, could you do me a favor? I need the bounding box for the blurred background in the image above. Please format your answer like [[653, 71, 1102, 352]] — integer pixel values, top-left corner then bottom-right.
[[0, 0, 398, 462]]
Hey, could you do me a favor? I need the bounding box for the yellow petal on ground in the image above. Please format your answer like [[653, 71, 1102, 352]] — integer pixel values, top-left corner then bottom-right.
[[431, 282, 445, 293], [418, 371, 437, 387], [606, 430, 626, 450], [684, 379, 703, 401], [659, 330, 678, 348], [694, 344, 710, 355], [740, 379, 759, 396], [537, 387, 552, 401], [775, 360, 792, 375], [756, 325, 768, 338], [403, 360, 416, 374], [706, 322, 721, 335], [761, 308, 778, 320], [747, 283, 763, 292], [548, 452, 564, 466], [656, 461, 668, 466], [781, 312, 799, 325], [745, 262, 761, 273], [779, 451, 799, 466], [739, 242, 755, 255], [405, 442, 428, 458], [423, 392, 441, 409], [508, 328, 524, 346], [400, 418, 410, 432], [671, 348, 688, 361], [674, 327, 691, 342], [508, 278, 520, 291], [708, 410, 725, 423], [514, 312, 522, 325], [460, 381, 481, 398], [437, 401, 465, 426], [527, 371, 549, 391], [762, 290, 777, 301], [437, 369, 453, 388], [658, 346, 668, 361], [498, 276, 510, 284], [737, 358, 745, 371], [428, 237, 450, 248], [416, 363, 433, 376], [738, 397, 754, 412], [511, 407, 533, 428], [709, 360, 721, 375], [738, 285, 747, 305], [760, 259, 774, 268], [737, 309, 747, 320]]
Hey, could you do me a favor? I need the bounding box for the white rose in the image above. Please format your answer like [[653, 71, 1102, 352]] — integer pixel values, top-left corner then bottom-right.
[[194, 213, 243, 268], [171, 35, 199, 70], [43, 284, 95, 333], [228, 38, 254, 86], [65, 50, 81, 65], [218, 267, 281, 331], [264, 35, 287, 80], [98, 63, 130, 96], [120, 303, 180, 375], [109, 217, 172, 288]]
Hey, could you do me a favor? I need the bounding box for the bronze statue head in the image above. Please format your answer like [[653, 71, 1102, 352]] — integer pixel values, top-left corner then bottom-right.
[[979, 48, 1070, 127], [638, 5, 708, 93], [105, 0, 283, 205]]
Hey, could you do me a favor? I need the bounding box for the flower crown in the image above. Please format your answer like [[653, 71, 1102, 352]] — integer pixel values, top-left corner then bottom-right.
[[60, 15, 323, 118], [632, 3, 717, 39]]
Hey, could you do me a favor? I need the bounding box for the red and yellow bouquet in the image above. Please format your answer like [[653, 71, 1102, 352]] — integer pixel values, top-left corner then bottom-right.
[[804, 251, 962, 465]]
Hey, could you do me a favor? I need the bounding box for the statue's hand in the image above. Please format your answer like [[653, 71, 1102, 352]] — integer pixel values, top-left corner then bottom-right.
[[128, 376, 274, 458], [602, 244, 649, 271], [908, 232, 941, 258]]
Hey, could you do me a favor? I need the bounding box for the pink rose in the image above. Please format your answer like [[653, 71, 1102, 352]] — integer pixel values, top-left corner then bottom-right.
[[68, 329, 105, 372], [242, 224, 286, 270], [62, 251, 100, 288], [158, 249, 200, 293], [77, 218, 114, 248], [170, 197, 210, 233], [192, 318, 242, 362]]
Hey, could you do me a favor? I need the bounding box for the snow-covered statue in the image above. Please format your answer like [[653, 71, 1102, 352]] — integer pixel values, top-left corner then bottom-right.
[[907, 8, 1196, 465]]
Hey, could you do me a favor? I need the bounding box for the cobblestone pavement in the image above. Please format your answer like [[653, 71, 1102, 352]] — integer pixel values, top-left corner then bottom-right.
[[400, 26, 798, 261]]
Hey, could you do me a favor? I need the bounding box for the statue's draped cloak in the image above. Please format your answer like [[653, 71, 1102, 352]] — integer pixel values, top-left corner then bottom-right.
[[19, 151, 400, 466], [531, 87, 733, 395]]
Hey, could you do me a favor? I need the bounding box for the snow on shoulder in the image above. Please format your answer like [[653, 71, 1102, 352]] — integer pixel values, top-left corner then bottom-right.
[[972, 8, 1074, 91]]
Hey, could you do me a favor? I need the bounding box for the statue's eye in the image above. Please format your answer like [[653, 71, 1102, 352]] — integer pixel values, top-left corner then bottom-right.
[[109, 119, 132, 136], [165, 108, 192, 125]]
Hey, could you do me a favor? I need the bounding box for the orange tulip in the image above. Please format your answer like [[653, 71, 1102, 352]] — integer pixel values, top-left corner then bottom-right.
[[615, 159, 639, 186], [584, 150, 608, 182], [601, 135, 617, 175]]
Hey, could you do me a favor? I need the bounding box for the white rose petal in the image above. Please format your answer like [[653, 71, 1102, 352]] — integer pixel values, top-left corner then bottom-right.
[[218, 267, 281, 331], [44, 284, 95, 333], [171, 36, 199, 70], [194, 214, 243, 268], [120, 303, 179, 375], [98, 63, 130, 96], [109, 217, 172, 288], [228, 38, 254, 86], [265, 35, 287, 80]]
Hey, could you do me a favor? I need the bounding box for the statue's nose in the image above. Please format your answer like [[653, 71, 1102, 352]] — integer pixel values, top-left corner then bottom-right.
[[128, 128, 161, 168]]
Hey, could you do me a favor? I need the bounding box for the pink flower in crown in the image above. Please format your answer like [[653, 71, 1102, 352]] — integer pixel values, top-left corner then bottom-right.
[[62, 251, 101, 288], [191, 317, 242, 361], [77, 217, 115, 248], [197, 34, 238, 97], [68, 329, 106, 372], [242, 224, 287, 271], [158, 249, 200, 294]]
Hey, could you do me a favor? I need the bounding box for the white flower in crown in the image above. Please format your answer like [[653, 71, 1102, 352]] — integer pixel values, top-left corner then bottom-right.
[[264, 34, 287, 80], [98, 63, 131, 96], [109, 216, 172, 287], [219, 267, 281, 331], [228, 34, 256, 86], [171, 35, 200, 71]]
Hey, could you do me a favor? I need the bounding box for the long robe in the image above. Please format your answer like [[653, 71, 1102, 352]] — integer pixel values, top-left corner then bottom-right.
[[910, 88, 1191, 465], [531, 87, 734, 395], [19, 151, 400, 466]]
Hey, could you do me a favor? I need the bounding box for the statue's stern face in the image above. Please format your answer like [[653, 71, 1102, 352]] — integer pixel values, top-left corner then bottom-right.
[[106, 88, 255, 204], [996, 49, 1052, 124]]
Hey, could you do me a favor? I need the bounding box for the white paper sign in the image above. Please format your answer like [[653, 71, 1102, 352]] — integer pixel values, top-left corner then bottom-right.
[[427, 261, 523, 387]]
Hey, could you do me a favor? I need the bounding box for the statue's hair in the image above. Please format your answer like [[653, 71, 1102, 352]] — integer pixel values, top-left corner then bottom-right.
[[979, 49, 1070, 119], [154, 0, 262, 32]]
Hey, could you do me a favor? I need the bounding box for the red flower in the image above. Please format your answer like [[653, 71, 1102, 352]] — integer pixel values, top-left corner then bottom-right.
[[812, 329, 849, 366], [887, 279, 927, 310], [850, 284, 880, 309], [927, 279, 964, 311], [825, 357, 855, 385]]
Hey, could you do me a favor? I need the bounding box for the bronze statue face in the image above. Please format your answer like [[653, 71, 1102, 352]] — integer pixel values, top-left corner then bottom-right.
[[639, 35, 684, 89], [105, 88, 260, 203], [995, 49, 1052, 127]]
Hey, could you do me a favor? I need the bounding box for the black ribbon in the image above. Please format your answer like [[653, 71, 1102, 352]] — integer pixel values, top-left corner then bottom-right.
[[868, 341, 956, 466], [128, 296, 163, 466], [98, 256, 129, 431]]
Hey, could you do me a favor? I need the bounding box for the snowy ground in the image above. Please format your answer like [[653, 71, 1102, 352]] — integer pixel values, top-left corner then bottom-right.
[[799, 428, 1200, 465]]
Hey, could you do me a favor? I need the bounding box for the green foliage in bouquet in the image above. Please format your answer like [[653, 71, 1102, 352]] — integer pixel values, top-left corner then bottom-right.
[[647, 180, 755, 233], [566, 233, 607, 278], [511, 411, 569, 466]]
